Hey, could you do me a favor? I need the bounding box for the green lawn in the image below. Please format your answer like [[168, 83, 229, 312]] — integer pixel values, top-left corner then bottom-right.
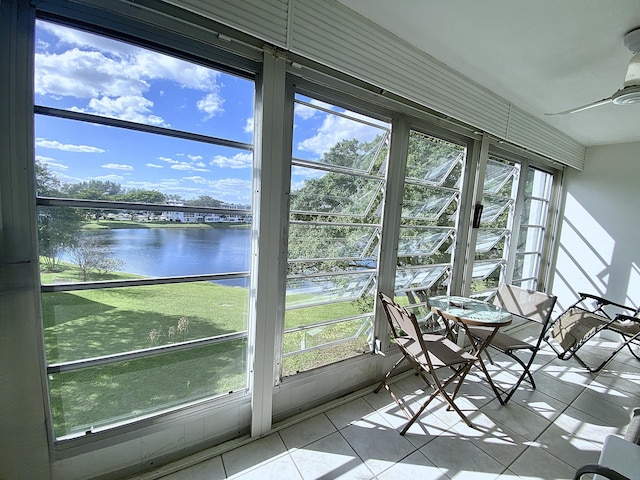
[[42, 262, 251, 436], [42, 262, 370, 437]]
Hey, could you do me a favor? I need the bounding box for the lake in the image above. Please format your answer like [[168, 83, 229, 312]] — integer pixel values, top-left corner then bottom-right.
[[77, 227, 251, 285]]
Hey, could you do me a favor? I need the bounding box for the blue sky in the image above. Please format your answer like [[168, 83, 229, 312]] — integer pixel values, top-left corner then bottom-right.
[[34, 20, 390, 205]]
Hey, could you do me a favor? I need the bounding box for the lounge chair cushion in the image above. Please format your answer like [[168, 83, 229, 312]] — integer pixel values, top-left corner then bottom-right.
[[551, 308, 604, 351]]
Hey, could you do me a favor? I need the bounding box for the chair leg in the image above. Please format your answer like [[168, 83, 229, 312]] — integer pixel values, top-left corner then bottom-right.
[[374, 355, 405, 393], [493, 348, 538, 404], [399, 368, 474, 435], [625, 339, 640, 360]]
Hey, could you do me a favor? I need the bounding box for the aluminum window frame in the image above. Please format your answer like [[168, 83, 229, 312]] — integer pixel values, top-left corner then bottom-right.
[[32, 8, 262, 444]]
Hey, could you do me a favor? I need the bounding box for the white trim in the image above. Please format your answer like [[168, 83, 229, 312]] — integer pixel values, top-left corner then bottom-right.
[[249, 51, 288, 437]]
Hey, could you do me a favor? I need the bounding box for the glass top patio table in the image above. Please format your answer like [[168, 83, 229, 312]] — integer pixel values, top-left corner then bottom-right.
[[428, 294, 512, 405], [428, 295, 512, 326]]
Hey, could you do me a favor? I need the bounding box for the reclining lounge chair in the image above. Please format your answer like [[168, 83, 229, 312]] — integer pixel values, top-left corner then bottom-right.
[[545, 292, 640, 373]]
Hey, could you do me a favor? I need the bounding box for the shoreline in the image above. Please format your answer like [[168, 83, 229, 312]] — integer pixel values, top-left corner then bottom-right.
[[82, 220, 251, 230]]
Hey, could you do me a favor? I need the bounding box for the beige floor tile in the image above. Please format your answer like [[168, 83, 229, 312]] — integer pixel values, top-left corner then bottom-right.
[[339, 421, 415, 476], [377, 451, 446, 479], [419, 432, 507, 480], [290, 431, 374, 480], [221, 434, 287, 478], [507, 445, 576, 480], [228, 454, 301, 480], [325, 397, 376, 430], [279, 413, 337, 450]]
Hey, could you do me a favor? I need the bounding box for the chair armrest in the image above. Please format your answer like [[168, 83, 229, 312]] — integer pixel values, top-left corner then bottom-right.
[[577, 292, 635, 312], [573, 464, 631, 480]]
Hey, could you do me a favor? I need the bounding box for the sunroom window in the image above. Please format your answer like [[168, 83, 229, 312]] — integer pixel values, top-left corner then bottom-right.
[[513, 166, 554, 290], [395, 130, 466, 330], [469, 157, 517, 295], [283, 93, 390, 376], [34, 20, 255, 438]]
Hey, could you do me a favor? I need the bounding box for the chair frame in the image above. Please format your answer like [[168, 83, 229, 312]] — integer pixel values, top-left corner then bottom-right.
[[469, 284, 557, 403], [544, 292, 640, 373], [374, 292, 478, 434]]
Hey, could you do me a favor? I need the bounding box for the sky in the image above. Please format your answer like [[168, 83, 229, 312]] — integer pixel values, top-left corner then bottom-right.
[[34, 20, 390, 206]]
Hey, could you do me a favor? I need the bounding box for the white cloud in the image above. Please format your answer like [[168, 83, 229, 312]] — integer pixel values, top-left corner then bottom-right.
[[36, 24, 219, 96], [36, 155, 69, 170], [244, 117, 254, 133], [158, 156, 179, 164], [146, 163, 163, 168], [102, 163, 133, 170], [170, 162, 209, 172], [296, 113, 387, 156], [36, 138, 105, 153], [294, 103, 316, 120], [158, 155, 209, 172], [183, 176, 208, 184], [74, 95, 168, 127], [37, 157, 69, 170], [294, 99, 336, 120], [196, 90, 224, 119], [210, 152, 252, 169], [35, 21, 222, 125], [290, 180, 307, 191], [292, 166, 326, 179], [93, 174, 124, 181]]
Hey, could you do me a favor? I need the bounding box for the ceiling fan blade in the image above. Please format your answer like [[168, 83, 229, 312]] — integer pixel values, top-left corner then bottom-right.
[[545, 97, 613, 116]]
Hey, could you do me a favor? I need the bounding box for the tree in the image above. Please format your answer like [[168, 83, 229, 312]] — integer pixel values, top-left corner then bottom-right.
[[287, 132, 466, 311], [288, 137, 388, 273], [69, 235, 124, 281], [35, 159, 62, 196], [116, 189, 166, 204], [185, 195, 223, 208], [63, 180, 124, 199], [35, 161, 84, 271]]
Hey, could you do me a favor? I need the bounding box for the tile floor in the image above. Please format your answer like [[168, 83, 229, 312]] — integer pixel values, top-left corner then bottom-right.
[[147, 325, 640, 480]]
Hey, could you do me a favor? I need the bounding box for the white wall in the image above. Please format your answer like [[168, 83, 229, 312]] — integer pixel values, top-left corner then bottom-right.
[[551, 142, 640, 312]]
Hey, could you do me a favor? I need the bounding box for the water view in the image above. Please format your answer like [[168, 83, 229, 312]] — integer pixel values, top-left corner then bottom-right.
[[70, 226, 251, 282]]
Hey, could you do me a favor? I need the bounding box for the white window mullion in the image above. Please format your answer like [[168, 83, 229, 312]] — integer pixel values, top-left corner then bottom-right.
[[504, 161, 526, 285], [375, 116, 409, 351], [459, 135, 490, 296], [249, 50, 288, 438]]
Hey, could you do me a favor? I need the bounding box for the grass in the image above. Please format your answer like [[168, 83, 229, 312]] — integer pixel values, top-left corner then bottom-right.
[[50, 341, 247, 437], [42, 261, 252, 436], [42, 261, 369, 437]]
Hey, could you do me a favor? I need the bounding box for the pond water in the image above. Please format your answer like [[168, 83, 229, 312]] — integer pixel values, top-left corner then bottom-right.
[[76, 227, 251, 284]]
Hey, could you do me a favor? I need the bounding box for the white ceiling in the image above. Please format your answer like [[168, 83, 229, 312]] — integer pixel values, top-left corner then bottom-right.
[[337, 0, 640, 147]]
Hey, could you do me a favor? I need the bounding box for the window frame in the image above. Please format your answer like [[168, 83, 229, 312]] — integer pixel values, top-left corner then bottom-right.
[[279, 77, 394, 380], [32, 9, 262, 445]]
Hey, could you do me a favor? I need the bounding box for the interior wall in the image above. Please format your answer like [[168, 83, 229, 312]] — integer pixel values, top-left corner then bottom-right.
[[551, 141, 640, 311]]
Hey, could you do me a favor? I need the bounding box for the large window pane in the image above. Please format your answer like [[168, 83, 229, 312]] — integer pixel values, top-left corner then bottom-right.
[[35, 20, 254, 438], [470, 157, 517, 293], [284, 93, 389, 376], [513, 166, 553, 287], [43, 282, 248, 363], [49, 340, 247, 438], [35, 21, 254, 143], [394, 131, 465, 329]]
